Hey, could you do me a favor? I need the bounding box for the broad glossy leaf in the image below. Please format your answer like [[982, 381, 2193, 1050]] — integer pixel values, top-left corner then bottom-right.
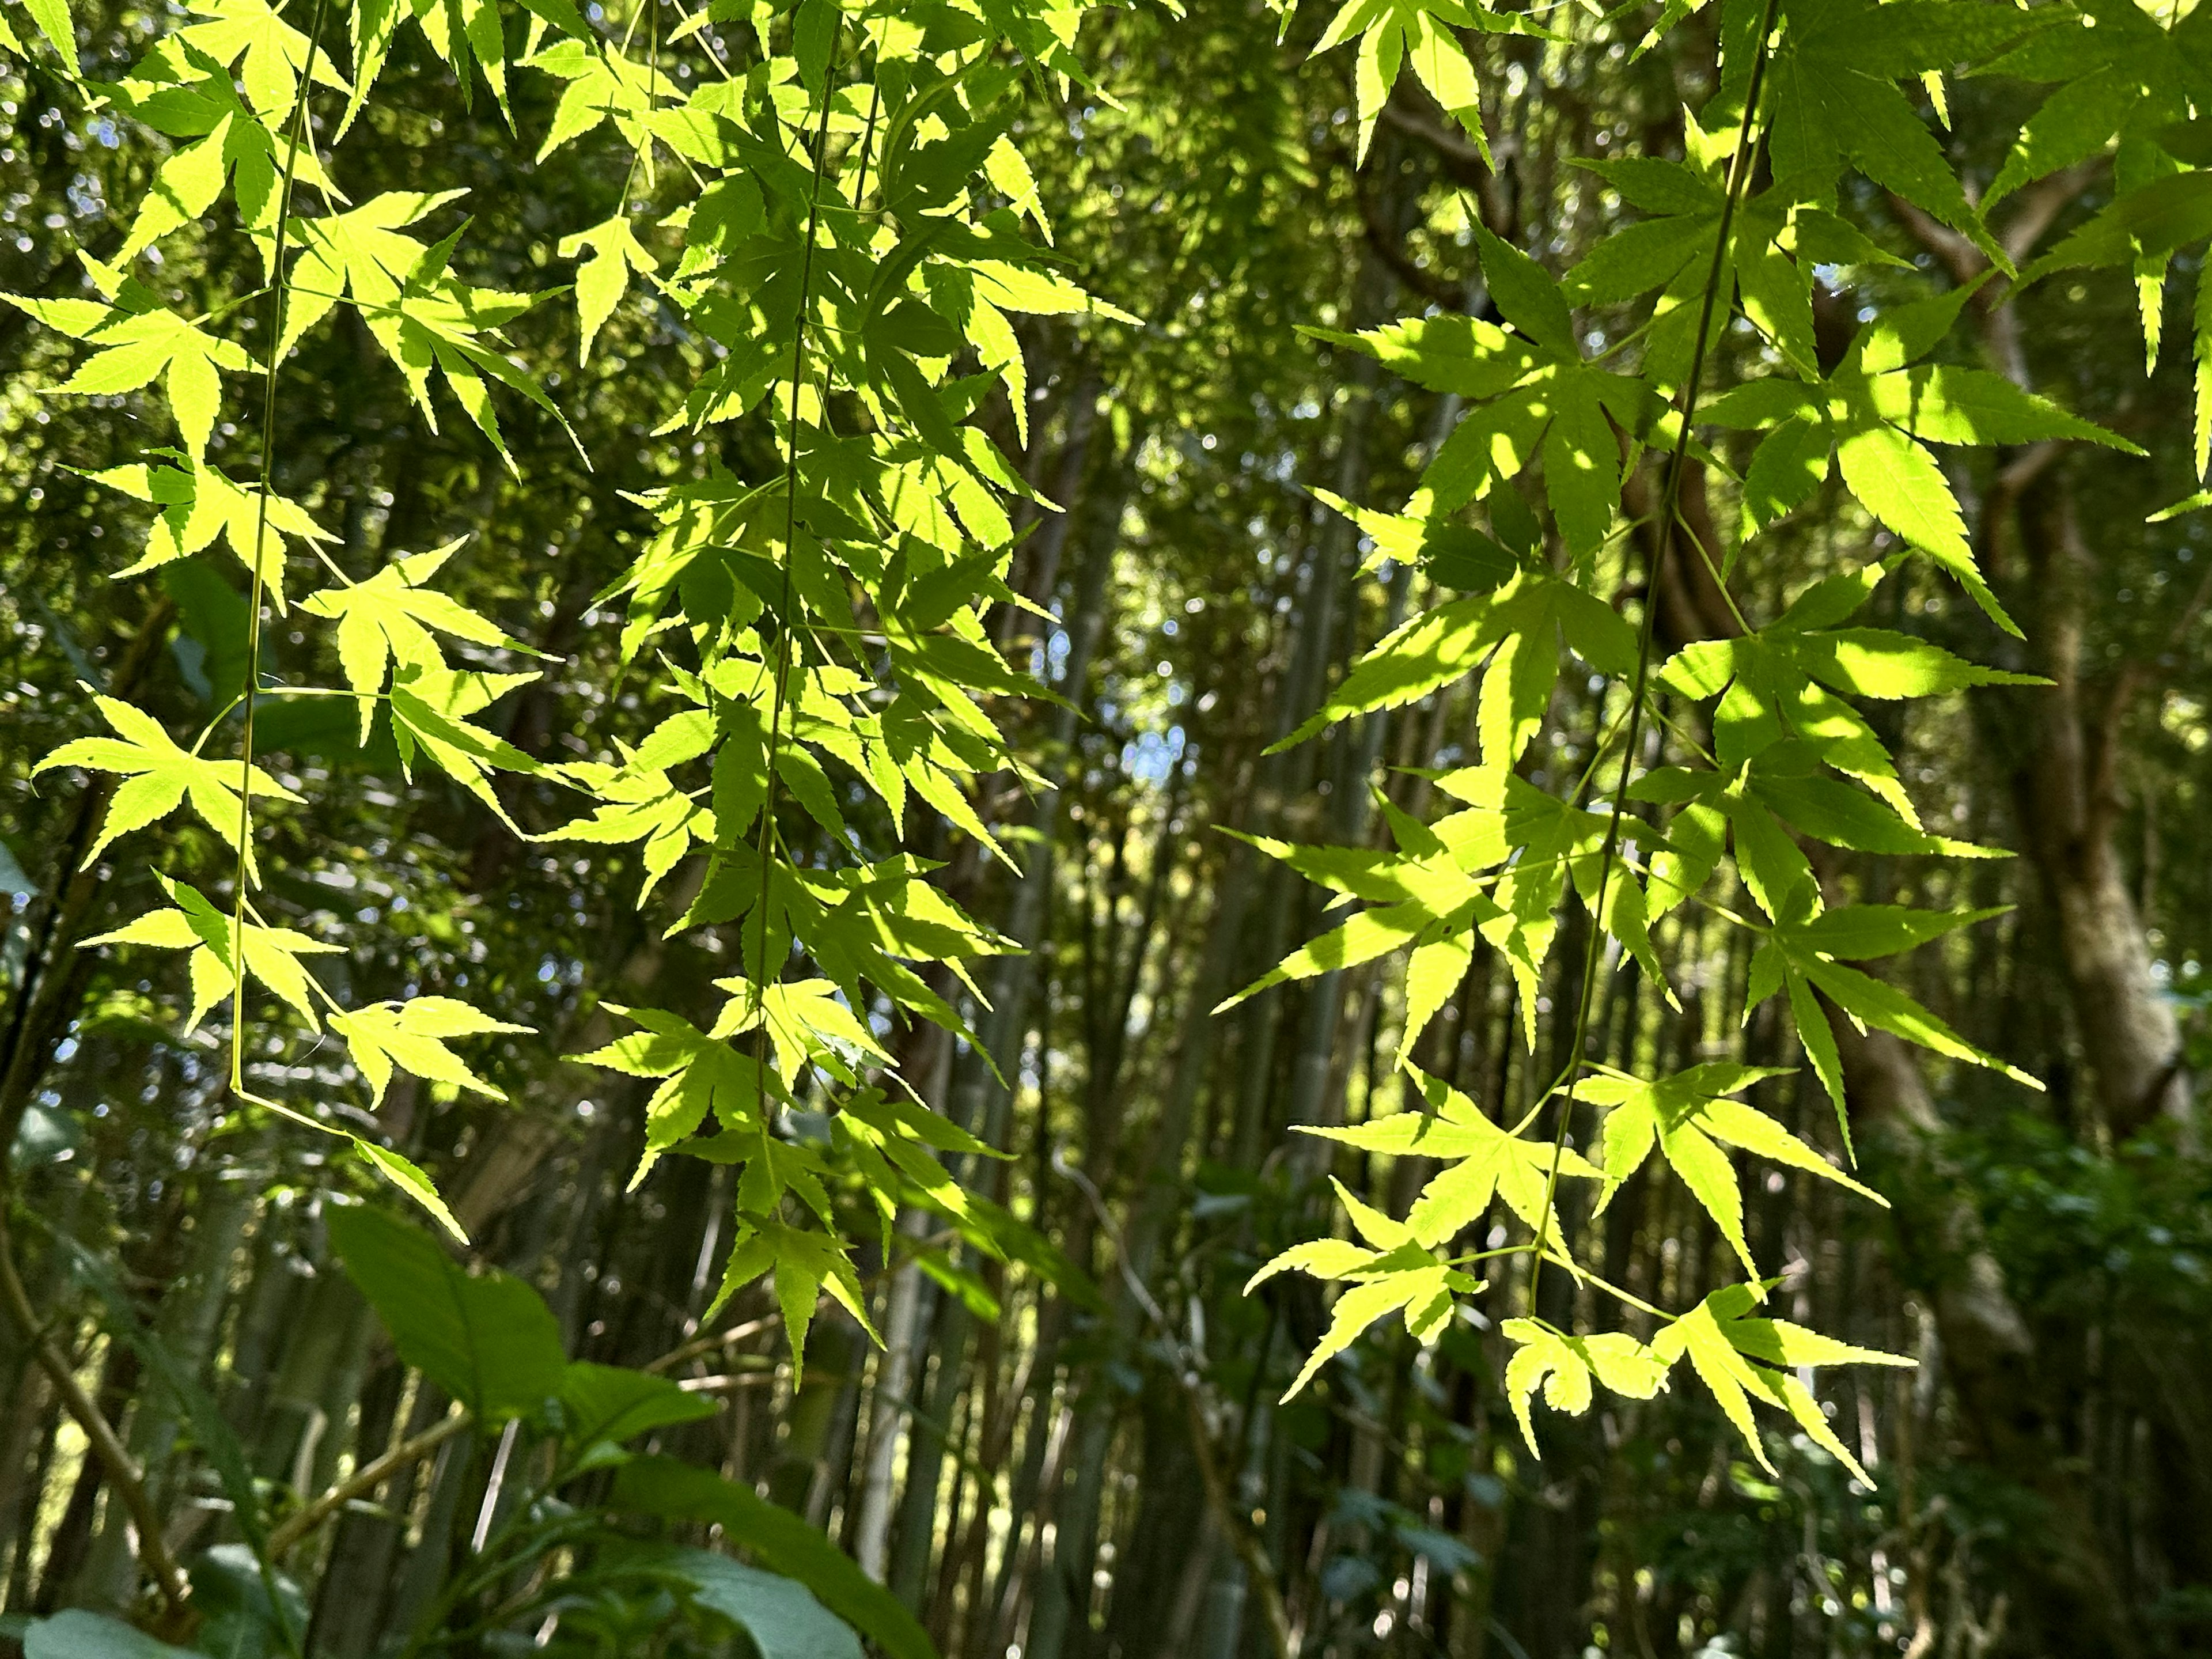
[[327, 1203, 565, 1422], [612, 1458, 938, 1659], [23, 1612, 194, 1659], [556, 1362, 716, 1450], [656, 1546, 865, 1659]]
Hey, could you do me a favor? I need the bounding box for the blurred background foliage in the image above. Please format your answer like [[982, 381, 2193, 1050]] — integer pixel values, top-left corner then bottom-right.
[[4, 0, 2212, 1653]]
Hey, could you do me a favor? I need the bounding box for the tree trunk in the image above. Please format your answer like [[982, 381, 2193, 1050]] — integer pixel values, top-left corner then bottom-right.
[[2008, 476, 2187, 1142], [1835, 1016, 2133, 1654]]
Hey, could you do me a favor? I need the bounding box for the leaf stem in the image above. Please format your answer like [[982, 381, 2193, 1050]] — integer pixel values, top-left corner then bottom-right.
[[747, 18, 846, 1091], [1537, 1248, 1673, 1322], [229, 0, 332, 1101], [1524, 0, 1784, 1312]]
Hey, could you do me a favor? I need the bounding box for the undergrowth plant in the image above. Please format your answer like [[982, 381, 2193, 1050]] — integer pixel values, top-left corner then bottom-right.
[[3, 0, 2206, 1638]]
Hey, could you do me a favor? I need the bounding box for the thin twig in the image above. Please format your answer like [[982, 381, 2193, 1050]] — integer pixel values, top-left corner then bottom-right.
[[264, 1405, 471, 1558], [642, 1312, 782, 1375], [641, 1230, 952, 1375], [0, 1205, 192, 1615], [229, 0, 332, 1100], [1525, 0, 1785, 1310], [748, 18, 845, 1079]]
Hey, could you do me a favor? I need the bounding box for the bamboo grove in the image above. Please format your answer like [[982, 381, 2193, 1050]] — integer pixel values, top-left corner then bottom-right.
[[2, 0, 2210, 1648]]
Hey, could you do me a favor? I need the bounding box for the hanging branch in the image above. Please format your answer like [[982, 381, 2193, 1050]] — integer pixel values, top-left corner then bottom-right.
[[229, 0, 331, 1118], [1242, 0, 2094, 1472], [749, 13, 847, 1051], [1524, 0, 1785, 1309]]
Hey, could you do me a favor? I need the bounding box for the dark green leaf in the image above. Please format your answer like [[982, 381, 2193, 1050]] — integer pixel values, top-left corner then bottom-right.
[[22, 1612, 192, 1659], [557, 1362, 717, 1451], [1473, 225, 1577, 359], [1422, 522, 1517, 592], [613, 1458, 939, 1659], [654, 1546, 865, 1659], [1789, 903, 2005, 960], [327, 1204, 566, 1423]]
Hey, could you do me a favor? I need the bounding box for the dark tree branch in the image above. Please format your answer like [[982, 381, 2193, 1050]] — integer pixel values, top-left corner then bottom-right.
[[1380, 95, 1488, 174], [2001, 162, 2105, 269], [0, 596, 177, 1164], [1887, 192, 1984, 289], [1355, 176, 1464, 306], [0, 1209, 194, 1624], [1381, 75, 1516, 235]]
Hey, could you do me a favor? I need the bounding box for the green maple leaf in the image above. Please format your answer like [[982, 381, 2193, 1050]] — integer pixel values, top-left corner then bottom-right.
[[15, 0, 79, 73], [558, 214, 660, 363], [1762, 0, 2048, 257], [1565, 155, 1904, 382], [1652, 1284, 1911, 1482], [1652, 565, 2046, 823], [84, 874, 340, 1031], [1580, 1062, 1884, 1276], [331, 994, 530, 1105], [538, 759, 710, 902], [346, 0, 581, 136], [301, 542, 543, 740], [1502, 1319, 1669, 1456], [705, 1218, 876, 1385], [1701, 294, 2138, 634], [1, 279, 255, 457], [172, 0, 351, 116], [369, 278, 570, 460], [525, 38, 662, 161], [573, 1005, 771, 1188], [1272, 558, 1634, 754], [276, 190, 471, 354], [274, 191, 566, 458], [716, 978, 892, 1091], [97, 28, 349, 255], [1309, 0, 1542, 164], [1259, 1180, 1483, 1400], [1304, 1065, 1599, 1249], [90, 452, 334, 611], [387, 665, 544, 825], [1980, 0, 2212, 206], [33, 696, 300, 874], [1319, 228, 1663, 556], [1745, 903, 2035, 1153], [101, 40, 347, 260]]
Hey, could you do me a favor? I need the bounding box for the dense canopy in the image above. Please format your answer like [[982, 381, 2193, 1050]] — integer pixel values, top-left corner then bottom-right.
[[2, 0, 2210, 1654]]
